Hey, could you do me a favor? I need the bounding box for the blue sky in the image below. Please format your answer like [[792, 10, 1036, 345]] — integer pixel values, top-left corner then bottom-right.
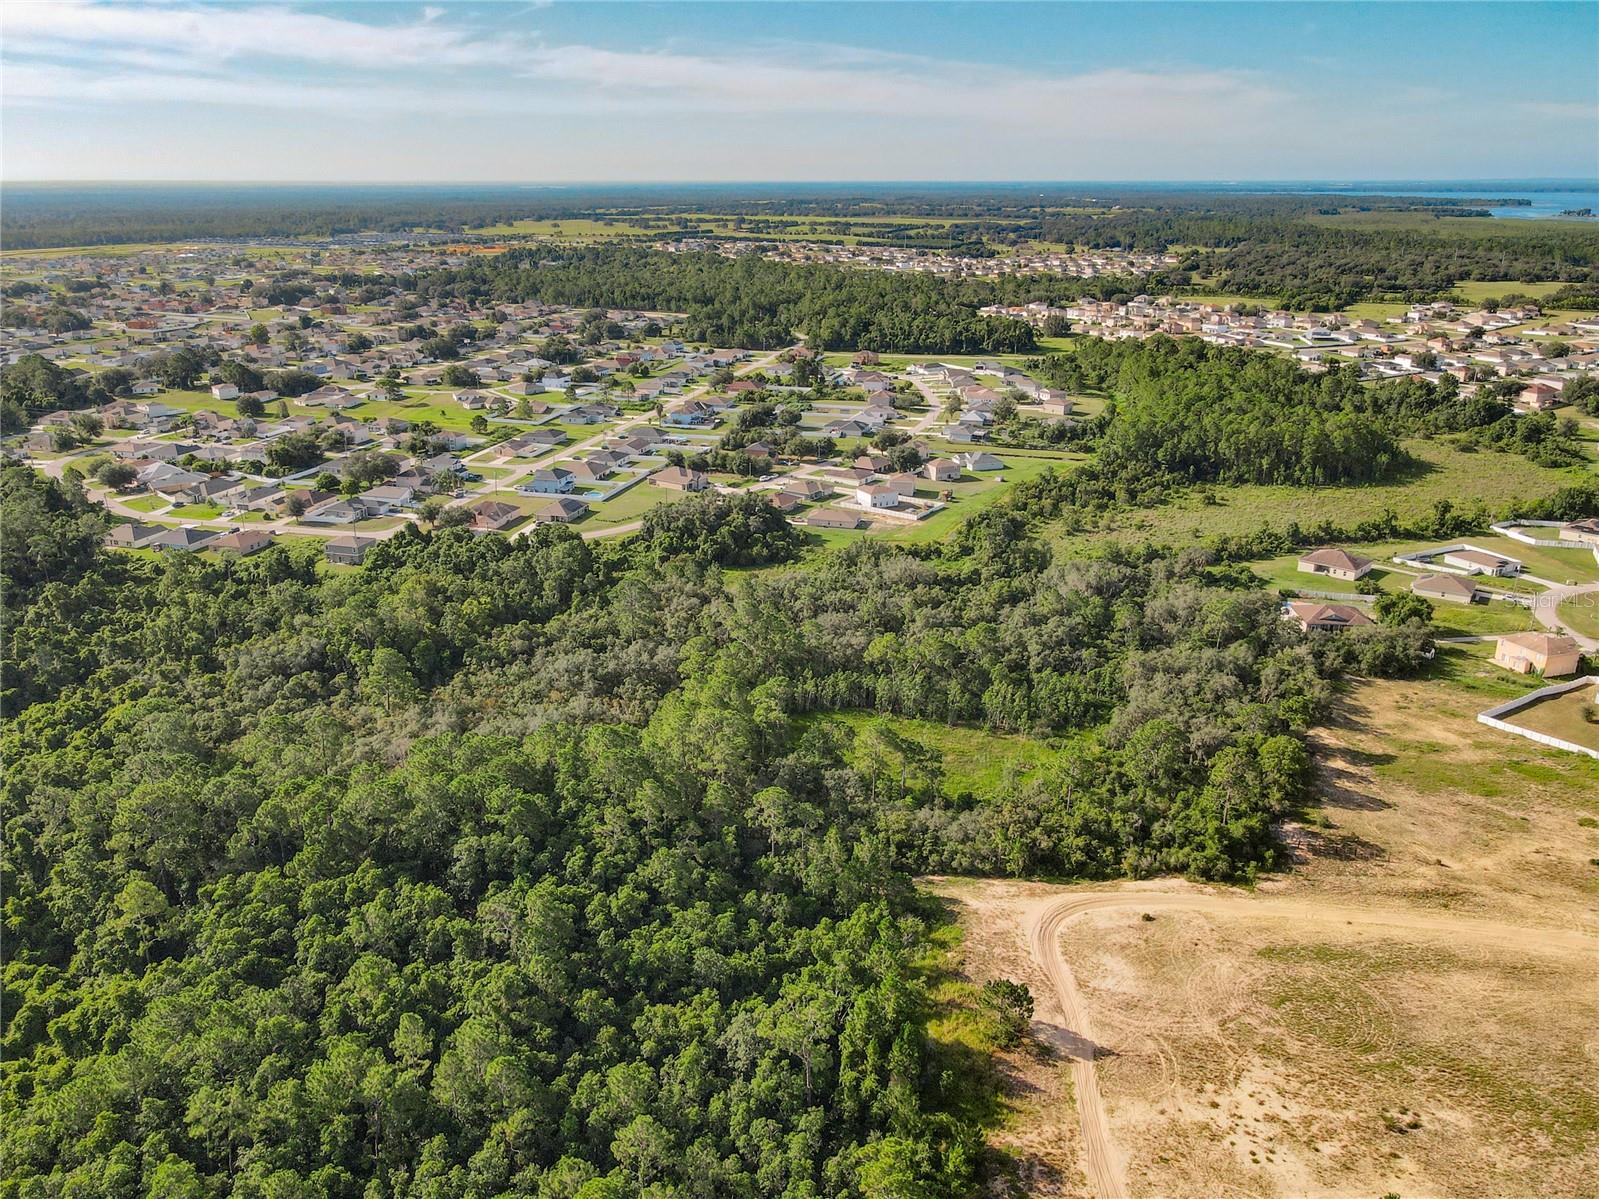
[[3, 1, 1595, 182]]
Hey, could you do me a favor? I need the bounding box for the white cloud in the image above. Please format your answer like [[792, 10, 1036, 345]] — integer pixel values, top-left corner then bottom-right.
[[1, 1, 524, 70], [2, 1, 1285, 146], [4, 2, 1592, 180]]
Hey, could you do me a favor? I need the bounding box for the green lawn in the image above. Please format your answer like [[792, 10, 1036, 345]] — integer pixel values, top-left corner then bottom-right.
[[1427, 598, 1541, 639], [1557, 594, 1599, 641], [167, 503, 223, 519], [1460, 535, 1599, 585], [345, 397, 478, 434], [1502, 688, 1599, 752], [121, 493, 170, 513], [1250, 552, 1422, 594], [583, 482, 676, 526]]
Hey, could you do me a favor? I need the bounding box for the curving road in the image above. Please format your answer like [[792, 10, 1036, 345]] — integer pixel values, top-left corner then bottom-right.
[[1021, 886, 1598, 1199]]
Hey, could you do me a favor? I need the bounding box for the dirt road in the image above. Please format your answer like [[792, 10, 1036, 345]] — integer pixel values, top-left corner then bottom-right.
[[1015, 883, 1598, 1199]]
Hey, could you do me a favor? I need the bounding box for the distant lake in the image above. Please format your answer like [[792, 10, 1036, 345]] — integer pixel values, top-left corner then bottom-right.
[[1244, 183, 1599, 220]]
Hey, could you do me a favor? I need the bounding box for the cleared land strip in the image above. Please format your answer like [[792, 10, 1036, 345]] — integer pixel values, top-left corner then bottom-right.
[[1019, 884, 1599, 1199]]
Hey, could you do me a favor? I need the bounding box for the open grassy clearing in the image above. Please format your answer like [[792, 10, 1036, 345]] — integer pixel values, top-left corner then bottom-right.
[[801, 711, 1064, 797], [582, 482, 676, 526], [1501, 685, 1599, 751], [1048, 441, 1584, 554], [1449, 279, 1576, 302]]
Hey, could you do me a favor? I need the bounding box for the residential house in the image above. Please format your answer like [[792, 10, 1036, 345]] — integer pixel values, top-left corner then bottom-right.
[[209, 530, 275, 557], [654, 466, 709, 492], [359, 484, 416, 513], [303, 385, 362, 409], [469, 500, 522, 531], [178, 475, 248, 506], [885, 472, 920, 497], [522, 467, 575, 495], [301, 498, 368, 525], [663, 400, 716, 427], [803, 508, 863, 530], [785, 477, 831, 501], [856, 484, 899, 509], [1283, 601, 1375, 632], [532, 497, 589, 524], [150, 527, 223, 552], [324, 536, 371, 566], [1296, 546, 1374, 581], [956, 451, 1005, 472], [924, 458, 961, 483], [1411, 573, 1481, 604], [1491, 631, 1582, 677], [140, 464, 210, 493], [1441, 548, 1520, 576], [824, 419, 873, 439], [104, 521, 167, 549]]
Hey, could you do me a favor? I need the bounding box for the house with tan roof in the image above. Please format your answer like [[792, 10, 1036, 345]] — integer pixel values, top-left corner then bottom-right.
[[1283, 601, 1374, 632], [531, 497, 589, 524], [469, 500, 522, 531], [1411, 573, 1481, 604], [1442, 548, 1520, 576], [1296, 546, 1373, 581], [1492, 632, 1582, 677], [653, 466, 708, 492]]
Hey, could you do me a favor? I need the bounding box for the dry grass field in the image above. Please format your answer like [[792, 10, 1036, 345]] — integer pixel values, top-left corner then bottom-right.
[[929, 657, 1599, 1199]]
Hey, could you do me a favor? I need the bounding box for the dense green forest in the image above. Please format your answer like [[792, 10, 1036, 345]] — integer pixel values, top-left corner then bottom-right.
[[1032, 335, 1588, 480], [1, 449, 1434, 1198], [409, 248, 1083, 353]]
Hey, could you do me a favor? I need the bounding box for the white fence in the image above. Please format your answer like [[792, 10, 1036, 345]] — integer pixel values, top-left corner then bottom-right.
[[1477, 675, 1599, 760], [1491, 521, 1599, 565]]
